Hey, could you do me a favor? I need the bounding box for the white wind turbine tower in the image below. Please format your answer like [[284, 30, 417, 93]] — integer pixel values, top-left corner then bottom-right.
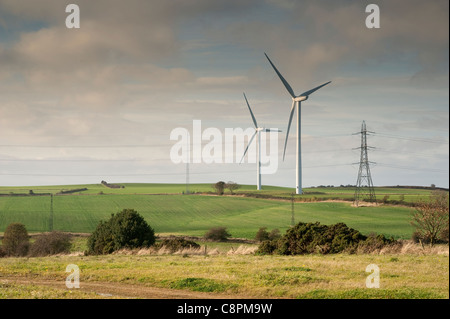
[[240, 93, 281, 190], [265, 53, 331, 194]]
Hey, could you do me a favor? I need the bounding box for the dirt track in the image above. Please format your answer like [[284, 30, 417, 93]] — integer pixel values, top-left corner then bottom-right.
[[0, 276, 255, 299]]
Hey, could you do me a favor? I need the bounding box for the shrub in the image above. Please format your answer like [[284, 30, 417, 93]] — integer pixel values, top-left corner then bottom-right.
[[155, 238, 200, 253], [268, 228, 281, 241], [410, 190, 449, 246], [256, 221, 368, 255], [87, 209, 155, 255], [0, 246, 6, 258], [225, 181, 241, 195], [255, 227, 270, 242], [29, 232, 72, 257], [204, 227, 231, 241], [212, 181, 226, 195], [440, 223, 449, 243], [255, 240, 279, 255], [255, 227, 281, 242], [1, 223, 30, 257], [356, 233, 397, 253]]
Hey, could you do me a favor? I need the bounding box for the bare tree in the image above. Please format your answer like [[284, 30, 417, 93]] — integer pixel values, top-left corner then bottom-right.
[[225, 181, 241, 195], [212, 181, 226, 195], [411, 191, 449, 247]]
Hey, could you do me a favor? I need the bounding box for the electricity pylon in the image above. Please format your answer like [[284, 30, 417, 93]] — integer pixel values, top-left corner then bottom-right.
[[353, 121, 376, 206]]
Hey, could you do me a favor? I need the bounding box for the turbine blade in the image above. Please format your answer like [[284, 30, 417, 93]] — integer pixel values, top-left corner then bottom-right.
[[300, 81, 331, 97], [264, 53, 296, 99], [239, 131, 258, 164], [283, 101, 296, 161], [243, 93, 258, 128]]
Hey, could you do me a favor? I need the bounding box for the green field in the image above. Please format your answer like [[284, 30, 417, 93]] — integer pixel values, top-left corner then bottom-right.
[[0, 183, 438, 200], [0, 183, 438, 239]]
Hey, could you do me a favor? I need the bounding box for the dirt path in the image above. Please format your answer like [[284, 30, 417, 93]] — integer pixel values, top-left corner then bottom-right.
[[0, 276, 256, 299]]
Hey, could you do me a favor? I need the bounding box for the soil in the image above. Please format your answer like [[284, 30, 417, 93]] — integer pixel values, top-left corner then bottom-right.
[[0, 276, 257, 299]]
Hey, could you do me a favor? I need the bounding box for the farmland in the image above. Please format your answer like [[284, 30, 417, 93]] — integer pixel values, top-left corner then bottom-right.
[[0, 183, 448, 300], [0, 183, 438, 239]]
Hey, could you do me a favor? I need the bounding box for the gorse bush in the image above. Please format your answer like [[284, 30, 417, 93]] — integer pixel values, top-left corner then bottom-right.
[[278, 222, 366, 255], [29, 232, 72, 257], [256, 221, 397, 255], [356, 233, 398, 254], [87, 209, 155, 255], [1, 223, 30, 257]]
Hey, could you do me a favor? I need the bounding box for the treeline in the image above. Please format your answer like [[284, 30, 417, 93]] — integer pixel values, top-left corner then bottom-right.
[[0, 188, 88, 197], [101, 180, 125, 189], [57, 188, 88, 195]]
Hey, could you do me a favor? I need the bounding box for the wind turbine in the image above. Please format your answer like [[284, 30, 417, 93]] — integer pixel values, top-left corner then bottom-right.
[[264, 53, 331, 194], [240, 93, 281, 190]]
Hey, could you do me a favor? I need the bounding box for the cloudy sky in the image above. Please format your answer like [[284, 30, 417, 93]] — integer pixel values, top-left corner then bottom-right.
[[0, 0, 448, 189]]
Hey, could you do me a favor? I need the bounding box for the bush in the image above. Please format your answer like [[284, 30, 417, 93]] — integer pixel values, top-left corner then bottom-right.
[[356, 233, 397, 253], [256, 240, 279, 255], [268, 228, 281, 241], [410, 190, 449, 246], [212, 181, 226, 195], [440, 224, 449, 243], [256, 221, 368, 255], [29, 232, 72, 257], [155, 238, 200, 253], [87, 209, 155, 255], [1, 223, 30, 257], [204, 227, 231, 241], [0, 246, 6, 258], [255, 227, 281, 242], [225, 181, 241, 195], [255, 227, 269, 242]]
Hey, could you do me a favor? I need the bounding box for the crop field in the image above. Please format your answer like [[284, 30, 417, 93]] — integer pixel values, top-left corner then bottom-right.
[[0, 183, 432, 239]]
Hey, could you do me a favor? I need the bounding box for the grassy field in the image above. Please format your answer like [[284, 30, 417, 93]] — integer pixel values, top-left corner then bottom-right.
[[0, 252, 448, 299], [0, 191, 418, 239], [0, 182, 439, 199], [0, 183, 447, 300]]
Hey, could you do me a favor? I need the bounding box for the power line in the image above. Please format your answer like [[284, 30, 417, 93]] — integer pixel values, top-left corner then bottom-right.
[[373, 148, 449, 159], [375, 163, 449, 173], [373, 132, 449, 145]]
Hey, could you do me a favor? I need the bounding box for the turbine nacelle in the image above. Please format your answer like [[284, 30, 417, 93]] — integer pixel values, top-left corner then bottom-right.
[[240, 93, 282, 166], [294, 96, 308, 102], [256, 127, 280, 132]]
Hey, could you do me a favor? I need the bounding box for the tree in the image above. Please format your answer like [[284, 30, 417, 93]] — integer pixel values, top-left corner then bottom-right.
[[225, 181, 241, 195], [2, 223, 30, 257], [87, 209, 155, 255], [411, 191, 449, 247], [212, 181, 226, 195]]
